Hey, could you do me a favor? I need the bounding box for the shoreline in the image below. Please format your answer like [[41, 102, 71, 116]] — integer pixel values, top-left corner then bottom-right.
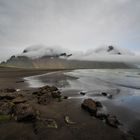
[[0, 68, 137, 140]]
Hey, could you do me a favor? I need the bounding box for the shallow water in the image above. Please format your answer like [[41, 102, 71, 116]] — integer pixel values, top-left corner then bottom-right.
[[24, 69, 140, 139]]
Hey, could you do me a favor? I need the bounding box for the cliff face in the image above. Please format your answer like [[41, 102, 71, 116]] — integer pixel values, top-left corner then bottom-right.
[[1, 56, 131, 69]]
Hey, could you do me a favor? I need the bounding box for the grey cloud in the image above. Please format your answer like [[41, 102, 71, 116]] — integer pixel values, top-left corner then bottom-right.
[[0, 0, 140, 61]]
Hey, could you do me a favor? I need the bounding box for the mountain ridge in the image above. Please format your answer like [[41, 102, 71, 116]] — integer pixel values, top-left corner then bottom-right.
[[1, 45, 135, 69]]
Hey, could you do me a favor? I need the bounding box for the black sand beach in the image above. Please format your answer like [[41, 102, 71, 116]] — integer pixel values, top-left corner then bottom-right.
[[0, 68, 137, 140]]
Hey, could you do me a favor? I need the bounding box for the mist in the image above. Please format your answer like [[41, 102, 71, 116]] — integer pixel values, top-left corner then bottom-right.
[[0, 0, 140, 61], [12, 44, 139, 67]]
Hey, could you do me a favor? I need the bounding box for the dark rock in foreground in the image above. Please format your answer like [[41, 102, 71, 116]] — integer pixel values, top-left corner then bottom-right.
[[14, 103, 36, 122], [81, 98, 121, 128], [0, 88, 16, 93], [12, 97, 27, 104], [33, 85, 62, 105], [0, 93, 17, 100], [81, 99, 98, 116], [106, 115, 121, 128], [0, 102, 14, 115]]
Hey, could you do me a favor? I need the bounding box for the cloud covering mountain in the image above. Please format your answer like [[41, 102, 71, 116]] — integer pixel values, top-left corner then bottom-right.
[[11, 45, 139, 65], [0, 0, 140, 61]]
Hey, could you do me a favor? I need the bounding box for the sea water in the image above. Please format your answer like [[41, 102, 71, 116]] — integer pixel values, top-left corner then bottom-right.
[[24, 69, 140, 138]]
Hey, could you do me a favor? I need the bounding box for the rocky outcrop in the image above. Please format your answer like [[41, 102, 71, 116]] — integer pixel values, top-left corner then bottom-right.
[[0, 88, 36, 123], [0, 88, 16, 93], [81, 98, 121, 128], [14, 103, 36, 122], [106, 115, 121, 128], [0, 102, 14, 115], [33, 85, 62, 105], [0, 93, 17, 100], [81, 99, 98, 116], [12, 97, 27, 104]]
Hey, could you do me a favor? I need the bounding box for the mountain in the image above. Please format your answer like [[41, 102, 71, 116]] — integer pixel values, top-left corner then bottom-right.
[[0, 45, 134, 69], [20, 45, 72, 59], [93, 46, 134, 55]]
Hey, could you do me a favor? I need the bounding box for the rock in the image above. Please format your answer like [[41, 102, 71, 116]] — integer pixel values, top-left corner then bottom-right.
[[64, 116, 76, 125], [107, 94, 113, 99], [33, 119, 58, 134], [32, 91, 38, 95], [81, 99, 97, 116], [37, 95, 51, 105], [95, 101, 102, 108], [0, 88, 16, 93], [34, 85, 61, 104], [80, 91, 86, 96], [101, 92, 107, 96], [33, 85, 61, 98], [16, 80, 24, 83], [0, 93, 17, 100], [63, 96, 68, 99], [107, 46, 114, 52], [0, 102, 15, 115], [39, 85, 58, 93], [96, 110, 108, 120], [106, 115, 120, 128], [45, 119, 58, 129], [16, 89, 21, 92], [50, 86, 58, 91], [51, 91, 61, 98], [101, 92, 113, 99], [14, 103, 36, 122], [12, 97, 27, 104]]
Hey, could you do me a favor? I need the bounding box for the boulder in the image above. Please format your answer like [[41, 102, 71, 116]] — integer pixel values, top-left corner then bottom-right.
[[14, 103, 36, 122], [0, 93, 17, 100], [64, 116, 76, 125], [0, 88, 16, 93], [101, 92, 113, 99], [33, 85, 62, 104], [0, 102, 15, 115], [107, 94, 113, 99], [51, 91, 61, 98], [12, 97, 27, 104], [95, 101, 102, 108], [96, 110, 108, 120], [80, 91, 86, 96], [106, 115, 120, 128], [33, 85, 60, 98], [81, 99, 97, 116], [39, 85, 58, 93], [37, 95, 51, 105], [16, 80, 24, 83], [101, 92, 107, 96]]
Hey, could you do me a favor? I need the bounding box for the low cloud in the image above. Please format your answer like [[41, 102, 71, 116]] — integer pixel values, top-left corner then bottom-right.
[[17, 45, 140, 66]]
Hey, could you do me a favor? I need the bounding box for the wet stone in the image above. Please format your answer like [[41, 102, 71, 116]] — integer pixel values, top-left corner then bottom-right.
[[14, 103, 36, 122], [106, 115, 120, 128], [81, 99, 97, 116]]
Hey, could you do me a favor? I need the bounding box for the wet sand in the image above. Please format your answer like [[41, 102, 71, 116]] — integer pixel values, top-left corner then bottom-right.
[[0, 68, 135, 140], [0, 68, 59, 89]]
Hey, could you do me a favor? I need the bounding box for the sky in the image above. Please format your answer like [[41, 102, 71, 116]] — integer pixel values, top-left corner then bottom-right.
[[0, 0, 140, 61]]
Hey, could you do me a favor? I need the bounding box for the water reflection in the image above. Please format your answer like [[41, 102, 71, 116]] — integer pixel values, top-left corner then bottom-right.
[[24, 71, 77, 88]]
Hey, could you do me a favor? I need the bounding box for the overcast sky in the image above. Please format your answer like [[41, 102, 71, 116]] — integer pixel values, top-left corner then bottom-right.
[[0, 0, 140, 60]]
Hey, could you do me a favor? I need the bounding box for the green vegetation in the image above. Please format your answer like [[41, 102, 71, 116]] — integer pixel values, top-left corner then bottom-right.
[[0, 115, 11, 123]]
